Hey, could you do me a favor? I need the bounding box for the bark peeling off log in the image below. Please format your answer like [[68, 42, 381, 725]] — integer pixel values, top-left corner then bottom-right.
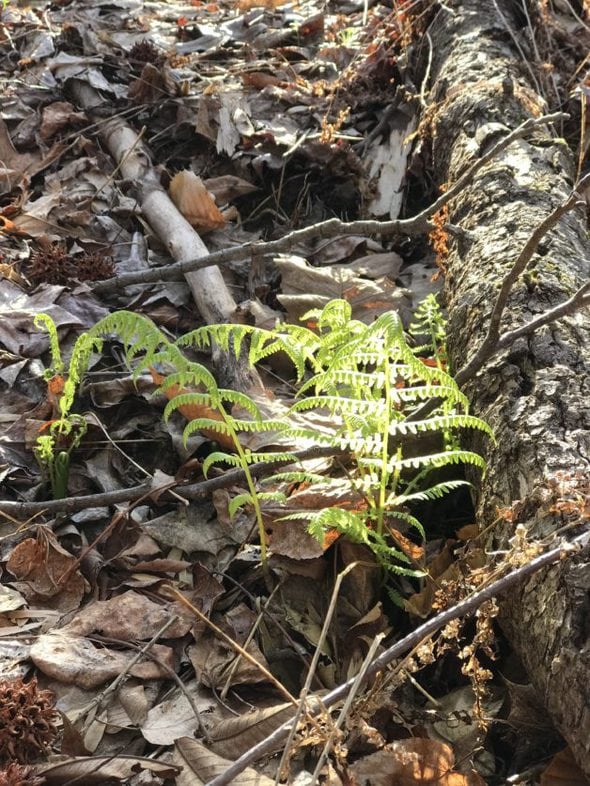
[[426, 0, 590, 773]]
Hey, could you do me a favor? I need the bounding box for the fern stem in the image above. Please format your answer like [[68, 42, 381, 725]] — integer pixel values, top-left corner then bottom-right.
[[376, 352, 391, 539], [217, 403, 270, 579]]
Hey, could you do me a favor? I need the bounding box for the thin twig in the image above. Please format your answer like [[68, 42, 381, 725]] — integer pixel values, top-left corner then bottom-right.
[[72, 617, 178, 730], [493, 283, 590, 353], [0, 445, 342, 520], [455, 172, 590, 386], [92, 629, 211, 741], [165, 586, 299, 707], [274, 562, 360, 781], [310, 632, 385, 783], [204, 529, 589, 786], [92, 112, 566, 294]]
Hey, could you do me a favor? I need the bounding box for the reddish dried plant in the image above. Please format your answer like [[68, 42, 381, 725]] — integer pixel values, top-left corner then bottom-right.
[[0, 678, 58, 763], [0, 763, 44, 786], [428, 202, 449, 278], [128, 39, 166, 68], [28, 246, 114, 285]]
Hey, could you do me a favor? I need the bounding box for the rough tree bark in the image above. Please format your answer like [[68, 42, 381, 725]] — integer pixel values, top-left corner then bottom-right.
[[426, 0, 590, 772]]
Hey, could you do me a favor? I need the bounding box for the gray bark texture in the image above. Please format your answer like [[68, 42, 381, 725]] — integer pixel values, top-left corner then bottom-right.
[[425, 0, 590, 772]]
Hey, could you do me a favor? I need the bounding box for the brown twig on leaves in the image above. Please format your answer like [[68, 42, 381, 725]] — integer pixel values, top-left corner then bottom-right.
[[0, 446, 342, 521], [72, 616, 179, 730], [92, 112, 566, 294], [204, 529, 590, 786]]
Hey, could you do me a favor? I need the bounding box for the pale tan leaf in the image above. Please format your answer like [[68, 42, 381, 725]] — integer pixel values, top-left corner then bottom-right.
[[173, 736, 275, 785], [141, 684, 216, 745], [169, 170, 226, 232], [31, 632, 173, 688], [208, 703, 294, 759], [62, 589, 193, 640], [35, 755, 178, 785]]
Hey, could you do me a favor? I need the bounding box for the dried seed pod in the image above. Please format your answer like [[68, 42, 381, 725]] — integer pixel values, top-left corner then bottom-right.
[[0, 678, 58, 763]]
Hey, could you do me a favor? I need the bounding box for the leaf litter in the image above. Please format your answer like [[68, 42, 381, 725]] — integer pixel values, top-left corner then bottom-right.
[[1, 0, 589, 784]]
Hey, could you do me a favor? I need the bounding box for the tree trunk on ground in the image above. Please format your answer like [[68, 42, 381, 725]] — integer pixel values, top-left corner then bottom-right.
[[425, 0, 590, 773]]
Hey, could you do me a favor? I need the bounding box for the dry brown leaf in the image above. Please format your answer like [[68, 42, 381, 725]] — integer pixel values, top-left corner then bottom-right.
[[173, 736, 274, 785], [31, 632, 174, 688], [39, 101, 86, 141], [188, 603, 270, 689], [541, 747, 590, 786], [208, 703, 294, 759], [405, 542, 454, 618], [141, 684, 216, 745], [204, 174, 258, 203], [350, 738, 486, 786], [61, 590, 193, 640], [169, 169, 226, 232], [237, 0, 283, 9], [241, 71, 285, 89], [129, 62, 177, 103], [6, 528, 86, 612], [36, 755, 178, 785]]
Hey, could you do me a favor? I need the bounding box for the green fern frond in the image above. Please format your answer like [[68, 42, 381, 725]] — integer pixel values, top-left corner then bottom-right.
[[183, 419, 232, 444], [290, 396, 386, 418], [216, 389, 262, 419], [386, 510, 425, 539], [388, 414, 495, 440], [279, 427, 337, 446], [393, 450, 487, 473], [240, 450, 298, 465], [162, 393, 213, 421], [387, 479, 471, 506], [229, 492, 254, 518], [59, 333, 102, 417], [261, 471, 326, 485], [178, 324, 316, 382], [89, 310, 168, 368], [202, 451, 243, 476], [307, 507, 369, 545], [409, 293, 447, 364], [34, 314, 64, 377], [257, 491, 288, 503], [226, 419, 288, 433], [156, 365, 218, 395]]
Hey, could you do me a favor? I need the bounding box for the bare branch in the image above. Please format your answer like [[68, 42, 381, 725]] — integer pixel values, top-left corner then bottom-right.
[[455, 172, 590, 387], [0, 445, 341, 521], [495, 283, 590, 352], [92, 112, 566, 294], [204, 530, 590, 786]]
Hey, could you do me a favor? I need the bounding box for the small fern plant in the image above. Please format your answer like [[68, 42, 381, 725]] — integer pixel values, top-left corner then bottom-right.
[[34, 300, 493, 583], [282, 300, 493, 577], [176, 298, 494, 579], [34, 314, 103, 499], [91, 313, 301, 576]]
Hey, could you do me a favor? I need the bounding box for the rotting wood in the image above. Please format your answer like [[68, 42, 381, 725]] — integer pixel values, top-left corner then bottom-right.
[[426, 0, 590, 773], [68, 80, 259, 392]]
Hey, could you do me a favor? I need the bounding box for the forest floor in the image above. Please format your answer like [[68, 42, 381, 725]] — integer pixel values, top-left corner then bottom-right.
[[0, 1, 589, 784]]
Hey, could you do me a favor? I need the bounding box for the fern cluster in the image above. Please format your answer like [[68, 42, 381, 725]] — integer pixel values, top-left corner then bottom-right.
[[34, 297, 493, 581]]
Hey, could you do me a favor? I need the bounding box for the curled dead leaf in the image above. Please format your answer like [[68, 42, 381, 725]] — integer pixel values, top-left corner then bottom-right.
[[169, 170, 226, 233]]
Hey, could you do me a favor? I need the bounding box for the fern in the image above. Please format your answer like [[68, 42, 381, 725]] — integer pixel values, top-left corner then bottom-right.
[[33, 298, 493, 589], [409, 293, 448, 369]]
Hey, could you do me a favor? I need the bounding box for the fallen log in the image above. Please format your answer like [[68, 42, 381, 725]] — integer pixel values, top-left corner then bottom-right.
[[426, 0, 590, 773]]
